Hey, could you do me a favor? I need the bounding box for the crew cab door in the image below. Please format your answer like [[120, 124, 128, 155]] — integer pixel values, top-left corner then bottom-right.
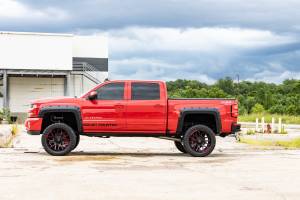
[[81, 82, 126, 133], [126, 82, 167, 133]]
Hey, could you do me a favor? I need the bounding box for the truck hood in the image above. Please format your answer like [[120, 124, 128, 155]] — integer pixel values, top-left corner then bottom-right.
[[31, 96, 84, 105]]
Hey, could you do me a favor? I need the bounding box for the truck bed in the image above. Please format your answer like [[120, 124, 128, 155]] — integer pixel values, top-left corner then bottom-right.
[[167, 98, 238, 134]]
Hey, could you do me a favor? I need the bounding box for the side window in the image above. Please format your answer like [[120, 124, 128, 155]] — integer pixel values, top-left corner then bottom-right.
[[131, 83, 160, 100], [96, 82, 125, 100]]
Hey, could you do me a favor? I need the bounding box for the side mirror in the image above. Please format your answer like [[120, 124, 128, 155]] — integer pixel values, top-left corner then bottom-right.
[[88, 91, 97, 100]]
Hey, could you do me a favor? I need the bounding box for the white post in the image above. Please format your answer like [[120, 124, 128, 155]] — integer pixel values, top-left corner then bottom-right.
[[66, 72, 72, 96], [278, 118, 282, 133], [255, 118, 259, 132], [271, 117, 275, 133], [261, 117, 265, 133], [3, 70, 8, 109]]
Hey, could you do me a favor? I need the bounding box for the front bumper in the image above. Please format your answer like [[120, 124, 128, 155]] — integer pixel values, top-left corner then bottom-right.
[[27, 131, 40, 135], [25, 117, 42, 135]]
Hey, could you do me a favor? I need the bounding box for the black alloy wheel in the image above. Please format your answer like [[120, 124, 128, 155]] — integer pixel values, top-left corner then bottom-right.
[[174, 141, 187, 153], [183, 125, 216, 157], [41, 123, 76, 156]]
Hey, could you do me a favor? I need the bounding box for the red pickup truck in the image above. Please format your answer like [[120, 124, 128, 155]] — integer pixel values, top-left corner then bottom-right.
[[25, 80, 240, 157]]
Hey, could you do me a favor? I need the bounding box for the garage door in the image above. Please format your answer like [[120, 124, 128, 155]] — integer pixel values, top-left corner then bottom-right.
[[9, 77, 65, 112]]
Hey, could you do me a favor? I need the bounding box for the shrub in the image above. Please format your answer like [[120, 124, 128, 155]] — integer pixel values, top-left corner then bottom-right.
[[268, 105, 285, 114], [251, 103, 265, 114], [0, 108, 12, 124]]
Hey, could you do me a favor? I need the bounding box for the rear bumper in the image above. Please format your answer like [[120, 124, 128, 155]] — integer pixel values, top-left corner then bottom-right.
[[25, 117, 42, 135], [231, 122, 241, 134]]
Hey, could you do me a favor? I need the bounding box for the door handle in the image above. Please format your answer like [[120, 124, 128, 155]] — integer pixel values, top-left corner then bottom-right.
[[154, 104, 163, 108], [115, 104, 124, 109]]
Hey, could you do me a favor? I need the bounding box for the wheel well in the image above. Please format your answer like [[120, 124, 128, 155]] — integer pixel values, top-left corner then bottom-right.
[[182, 113, 218, 134], [41, 112, 79, 134]]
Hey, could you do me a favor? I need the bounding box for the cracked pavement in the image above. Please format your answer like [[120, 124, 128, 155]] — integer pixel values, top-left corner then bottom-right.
[[0, 130, 300, 200]]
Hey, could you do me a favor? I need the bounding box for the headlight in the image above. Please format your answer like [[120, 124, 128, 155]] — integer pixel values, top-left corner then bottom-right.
[[28, 104, 39, 118]]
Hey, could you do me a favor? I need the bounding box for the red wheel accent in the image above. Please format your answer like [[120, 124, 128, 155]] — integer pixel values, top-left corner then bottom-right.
[[188, 130, 211, 153], [46, 128, 71, 152]]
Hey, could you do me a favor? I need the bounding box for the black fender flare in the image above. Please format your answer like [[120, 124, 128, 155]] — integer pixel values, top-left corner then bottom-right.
[[175, 108, 221, 136], [38, 106, 82, 133]]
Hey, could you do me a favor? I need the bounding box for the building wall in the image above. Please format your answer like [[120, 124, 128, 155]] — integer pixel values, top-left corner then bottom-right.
[[0, 31, 108, 115], [0, 32, 73, 70], [73, 36, 108, 58], [72, 36, 108, 73]]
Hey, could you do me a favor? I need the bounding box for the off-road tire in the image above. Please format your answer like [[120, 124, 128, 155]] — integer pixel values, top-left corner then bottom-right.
[[183, 124, 216, 157], [41, 123, 76, 156], [174, 141, 187, 153]]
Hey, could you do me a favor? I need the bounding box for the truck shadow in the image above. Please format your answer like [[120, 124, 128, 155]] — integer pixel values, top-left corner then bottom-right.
[[69, 151, 187, 157], [26, 150, 242, 158], [67, 151, 241, 158], [51, 151, 238, 164]]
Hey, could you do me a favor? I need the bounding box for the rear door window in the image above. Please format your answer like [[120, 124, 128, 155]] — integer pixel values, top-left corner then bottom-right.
[[131, 83, 160, 100]]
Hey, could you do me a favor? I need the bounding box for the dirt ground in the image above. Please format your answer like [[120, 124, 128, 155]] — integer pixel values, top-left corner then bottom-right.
[[0, 131, 300, 200]]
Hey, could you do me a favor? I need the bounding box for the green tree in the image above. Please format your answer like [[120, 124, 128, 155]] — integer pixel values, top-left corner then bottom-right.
[[166, 78, 300, 116], [245, 97, 256, 114], [238, 105, 248, 115], [216, 77, 235, 95], [269, 105, 285, 114]]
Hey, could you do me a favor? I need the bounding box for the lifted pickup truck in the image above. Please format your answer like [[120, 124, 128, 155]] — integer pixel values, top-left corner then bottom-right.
[[25, 80, 240, 157]]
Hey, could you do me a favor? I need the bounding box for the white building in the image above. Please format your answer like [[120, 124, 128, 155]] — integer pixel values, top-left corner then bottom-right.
[[0, 31, 108, 116]]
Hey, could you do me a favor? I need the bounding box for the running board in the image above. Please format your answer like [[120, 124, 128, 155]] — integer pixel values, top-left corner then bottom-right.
[[157, 137, 181, 142]]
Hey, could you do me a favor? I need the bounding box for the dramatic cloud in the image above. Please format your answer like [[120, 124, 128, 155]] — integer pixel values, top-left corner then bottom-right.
[[107, 27, 295, 53], [0, 0, 67, 19], [98, 27, 299, 83], [9, 0, 300, 33], [247, 69, 300, 83], [1, 0, 300, 83], [109, 58, 217, 83]]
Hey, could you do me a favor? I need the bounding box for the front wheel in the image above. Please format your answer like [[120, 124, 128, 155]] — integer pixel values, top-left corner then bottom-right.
[[72, 133, 80, 150], [183, 125, 216, 157], [41, 123, 77, 156]]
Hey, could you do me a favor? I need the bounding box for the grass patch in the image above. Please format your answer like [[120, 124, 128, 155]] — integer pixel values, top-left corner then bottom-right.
[[1, 136, 14, 148], [56, 155, 117, 162], [239, 114, 300, 124], [239, 137, 300, 149], [0, 124, 20, 148], [246, 129, 256, 135], [11, 124, 19, 136]]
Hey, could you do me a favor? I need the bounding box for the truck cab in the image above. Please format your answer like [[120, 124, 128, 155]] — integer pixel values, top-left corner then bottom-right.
[[80, 80, 168, 134]]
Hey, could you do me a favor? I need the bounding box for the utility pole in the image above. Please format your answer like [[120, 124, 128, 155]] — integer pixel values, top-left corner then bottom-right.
[[236, 74, 240, 96]]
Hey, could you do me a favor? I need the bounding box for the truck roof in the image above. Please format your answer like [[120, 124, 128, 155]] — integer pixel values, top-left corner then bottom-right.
[[105, 80, 166, 83]]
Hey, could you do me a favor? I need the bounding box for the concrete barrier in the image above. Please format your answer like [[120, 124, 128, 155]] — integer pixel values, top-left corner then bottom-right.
[[0, 125, 13, 147]]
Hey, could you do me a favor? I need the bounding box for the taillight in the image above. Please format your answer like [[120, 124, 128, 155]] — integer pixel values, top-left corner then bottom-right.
[[231, 104, 238, 117], [28, 104, 39, 118]]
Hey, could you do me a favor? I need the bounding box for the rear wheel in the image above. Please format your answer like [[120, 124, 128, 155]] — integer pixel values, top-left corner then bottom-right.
[[183, 125, 216, 157], [41, 123, 76, 156], [174, 141, 187, 153]]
